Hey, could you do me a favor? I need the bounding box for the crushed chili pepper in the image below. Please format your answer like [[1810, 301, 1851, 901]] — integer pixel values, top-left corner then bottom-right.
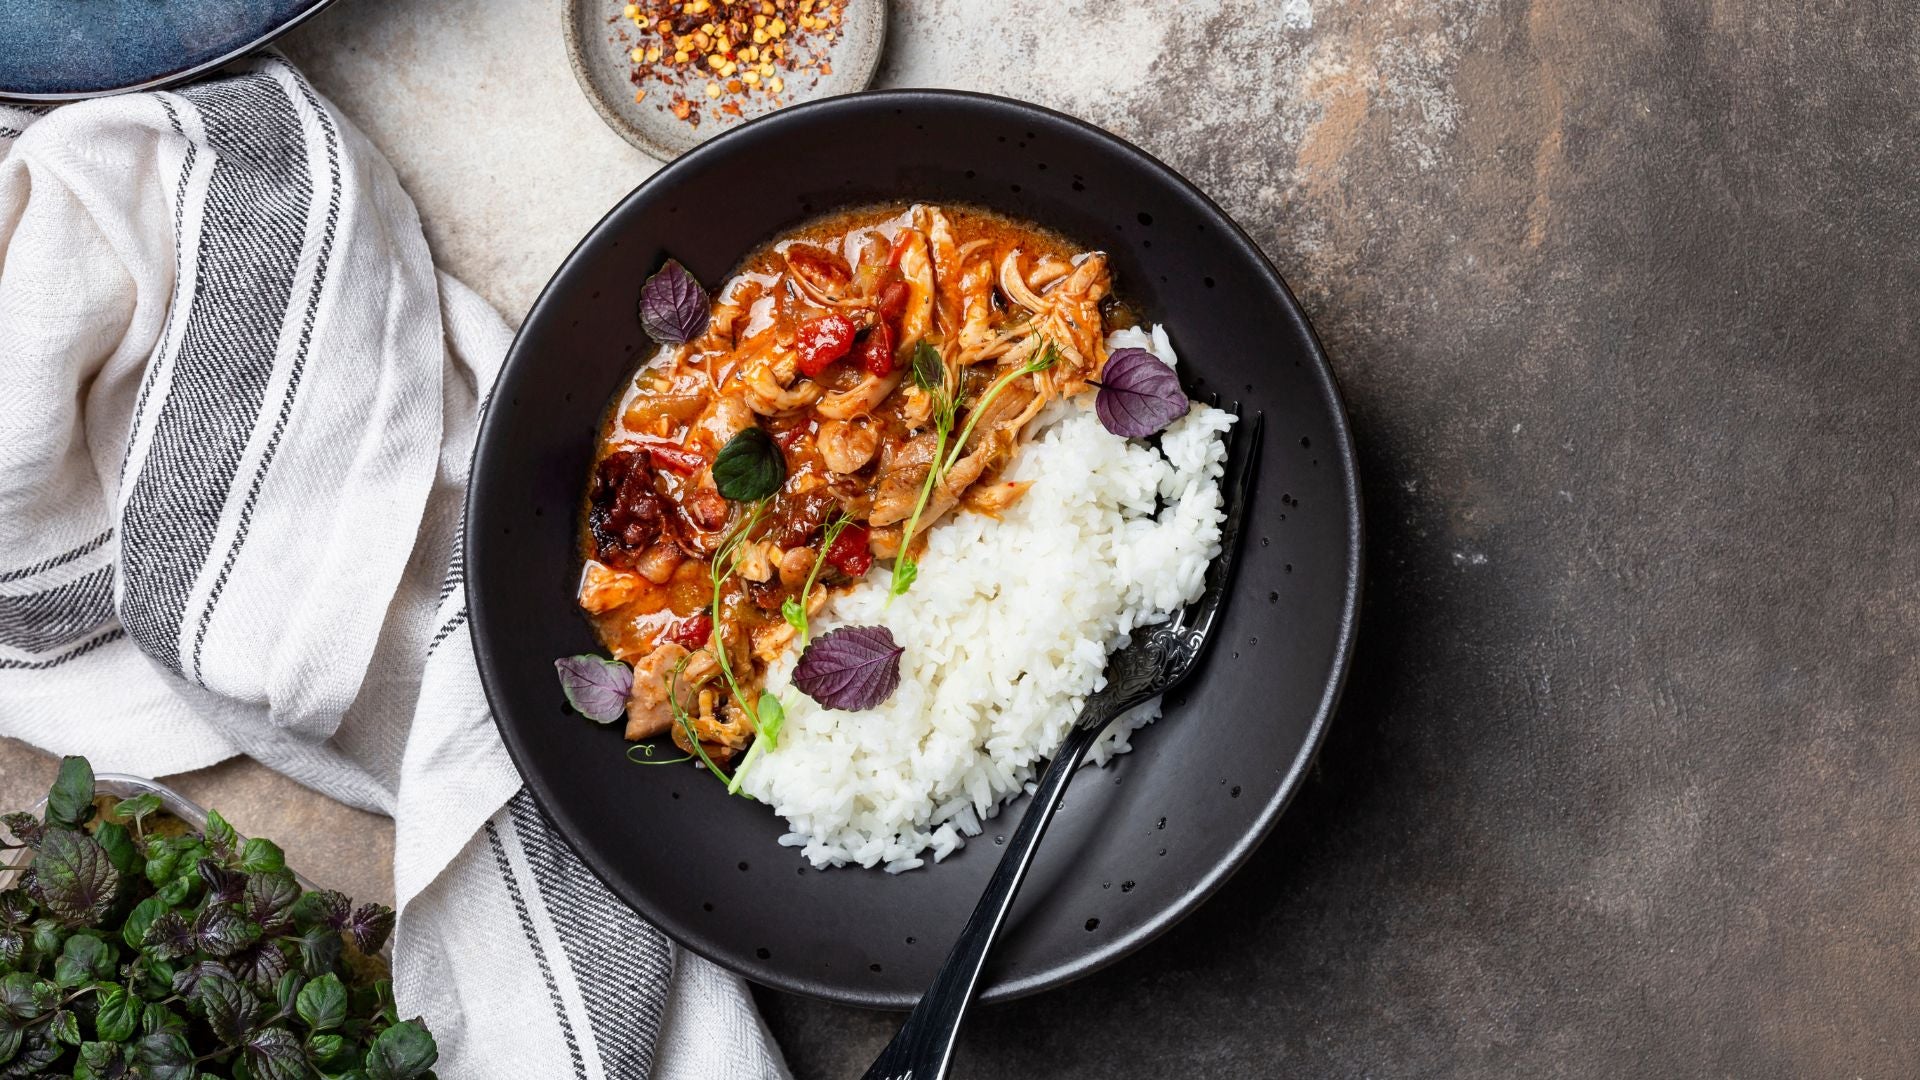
[[616, 0, 849, 129]]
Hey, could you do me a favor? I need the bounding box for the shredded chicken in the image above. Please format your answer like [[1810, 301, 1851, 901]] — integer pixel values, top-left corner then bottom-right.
[[581, 203, 1116, 752]]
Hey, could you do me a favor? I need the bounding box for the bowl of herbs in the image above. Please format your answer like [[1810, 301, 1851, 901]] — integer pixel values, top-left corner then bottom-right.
[[0, 756, 438, 1080]]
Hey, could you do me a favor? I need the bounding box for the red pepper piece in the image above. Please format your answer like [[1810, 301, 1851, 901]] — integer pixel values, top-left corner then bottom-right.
[[825, 523, 874, 579], [876, 279, 909, 324], [644, 443, 707, 475], [886, 230, 912, 268], [795, 314, 857, 378], [665, 612, 713, 650], [853, 322, 896, 377]]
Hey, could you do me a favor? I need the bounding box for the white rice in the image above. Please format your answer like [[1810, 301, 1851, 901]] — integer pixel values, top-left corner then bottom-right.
[[739, 324, 1236, 871]]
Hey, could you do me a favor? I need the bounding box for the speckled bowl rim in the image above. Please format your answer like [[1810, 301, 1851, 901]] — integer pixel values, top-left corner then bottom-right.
[[561, 0, 887, 161], [0, 0, 343, 104]]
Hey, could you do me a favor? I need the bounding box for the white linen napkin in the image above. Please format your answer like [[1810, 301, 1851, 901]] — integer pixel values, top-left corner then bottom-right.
[[0, 55, 788, 1080]]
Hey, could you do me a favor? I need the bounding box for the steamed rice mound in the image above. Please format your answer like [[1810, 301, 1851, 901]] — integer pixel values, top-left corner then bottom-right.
[[741, 325, 1234, 871]]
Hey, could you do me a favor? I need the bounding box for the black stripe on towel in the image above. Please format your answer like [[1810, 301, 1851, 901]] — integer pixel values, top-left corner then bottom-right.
[[188, 64, 343, 682], [0, 566, 116, 654], [426, 608, 468, 657], [0, 628, 126, 671], [121, 95, 197, 485], [509, 790, 672, 1080], [486, 818, 590, 1080], [117, 68, 313, 675], [0, 530, 113, 585]]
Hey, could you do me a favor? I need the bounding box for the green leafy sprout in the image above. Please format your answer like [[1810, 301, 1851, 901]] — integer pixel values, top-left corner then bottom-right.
[[0, 756, 436, 1080], [781, 510, 855, 646], [888, 337, 1061, 605]]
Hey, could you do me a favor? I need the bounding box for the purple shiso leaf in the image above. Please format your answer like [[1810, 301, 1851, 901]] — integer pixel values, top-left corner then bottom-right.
[[555, 655, 633, 723], [638, 258, 711, 344], [1094, 347, 1189, 438], [792, 625, 905, 711]]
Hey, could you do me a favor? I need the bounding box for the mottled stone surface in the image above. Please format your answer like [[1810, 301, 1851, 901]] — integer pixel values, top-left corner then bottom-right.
[[4, 0, 1916, 1075]]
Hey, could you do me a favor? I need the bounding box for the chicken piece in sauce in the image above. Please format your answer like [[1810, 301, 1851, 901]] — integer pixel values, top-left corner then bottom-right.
[[579, 203, 1118, 762]]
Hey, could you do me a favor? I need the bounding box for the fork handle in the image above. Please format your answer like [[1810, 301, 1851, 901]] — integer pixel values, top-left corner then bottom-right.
[[859, 720, 1107, 1080]]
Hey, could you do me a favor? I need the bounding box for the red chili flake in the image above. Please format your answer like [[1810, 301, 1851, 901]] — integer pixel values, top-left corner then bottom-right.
[[853, 322, 895, 377], [795, 314, 857, 378], [825, 523, 873, 578], [665, 612, 713, 650], [644, 443, 708, 474]]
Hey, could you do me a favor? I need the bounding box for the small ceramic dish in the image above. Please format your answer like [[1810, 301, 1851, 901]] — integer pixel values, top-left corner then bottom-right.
[[563, 0, 886, 161]]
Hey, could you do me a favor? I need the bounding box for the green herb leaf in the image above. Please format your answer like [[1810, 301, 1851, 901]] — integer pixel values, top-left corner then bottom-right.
[[140, 912, 195, 962], [120, 897, 168, 953], [169, 959, 232, 1001], [107, 794, 163, 831], [43, 756, 94, 830], [363, 1019, 437, 1080], [0, 892, 31, 929], [133, 1030, 195, 1080], [238, 838, 286, 875], [94, 985, 141, 1043], [291, 890, 350, 933], [194, 973, 258, 1045], [28, 829, 118, 927], [712, 426, 787, 502], [0, 932, 19, 973], [93, 822, 141, 884], [780, 596, 805, 634], [273, 971, 305, 1018], [75, 1040, 130, 1080], [228, 942, 292, 996], [245, 1026, 312, 1080], [48, 1007, 80, 1045], [26, 919, 63, 962], [290, 927, 341, 979], [296, 974, 348, 1033], [0, 972, 55, 1020], [243, 872, 301, 935], [193, 905, 262, 959], [306, 1032, 348, 1067], [54, 933, 115, 987], [891, 556, 918, 597], [756, 694, 786, 746], [910, 339, 944, 395], [0, 1026, 19, 1069], [141, 1002, 184, 1035], [204, 809, 238, 857], [2, 1031, 61, 1075]]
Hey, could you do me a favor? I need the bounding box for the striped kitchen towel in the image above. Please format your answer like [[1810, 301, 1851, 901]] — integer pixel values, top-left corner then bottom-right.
[[0, 56, 786, 1080]]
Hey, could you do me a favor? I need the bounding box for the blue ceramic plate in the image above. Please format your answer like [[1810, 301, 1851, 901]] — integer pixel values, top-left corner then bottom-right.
[[0, 0, 338, 102]]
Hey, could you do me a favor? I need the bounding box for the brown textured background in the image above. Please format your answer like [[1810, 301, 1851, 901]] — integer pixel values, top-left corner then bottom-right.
[[6, 0, 1918, 1075]]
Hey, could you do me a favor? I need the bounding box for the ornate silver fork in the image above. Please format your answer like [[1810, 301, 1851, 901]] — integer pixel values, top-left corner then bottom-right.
[[860, 409, 1263, 1080]]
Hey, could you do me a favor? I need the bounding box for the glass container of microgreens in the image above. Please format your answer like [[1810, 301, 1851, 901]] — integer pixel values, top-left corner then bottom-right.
[[0, 774, 317, 893]]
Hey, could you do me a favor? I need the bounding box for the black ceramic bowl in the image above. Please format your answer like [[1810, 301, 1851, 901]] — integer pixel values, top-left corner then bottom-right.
[[467, 89, 1361, 1008]]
